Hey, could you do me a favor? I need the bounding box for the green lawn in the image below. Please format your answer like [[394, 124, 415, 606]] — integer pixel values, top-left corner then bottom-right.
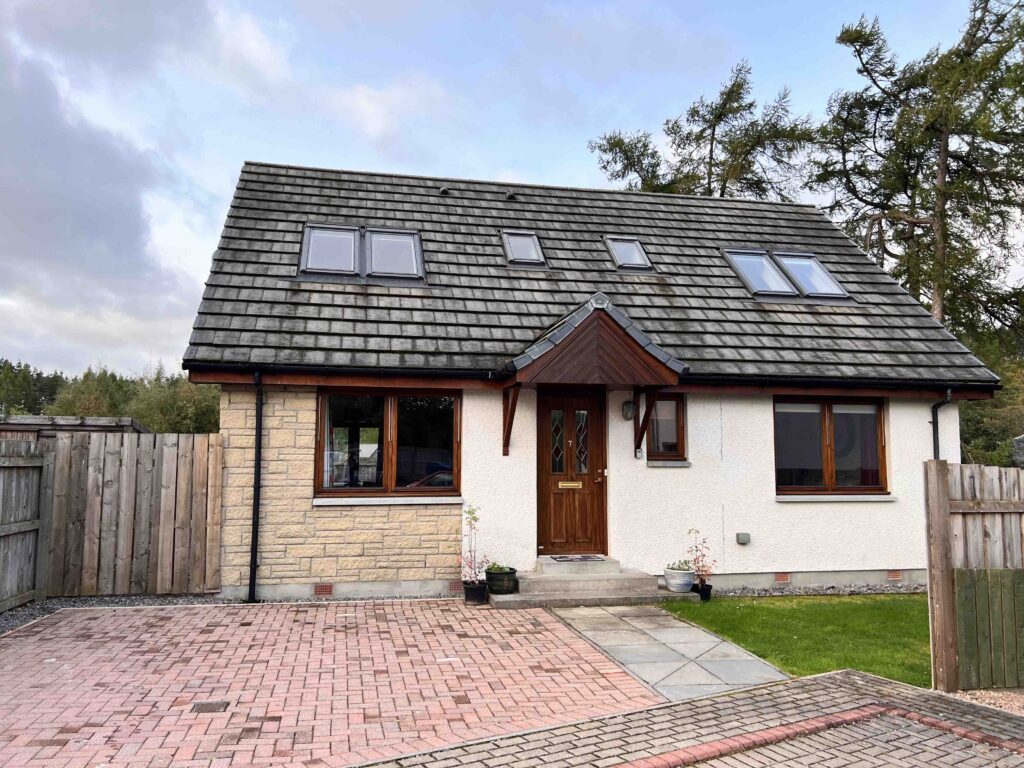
[[663, 594, 932, 687]]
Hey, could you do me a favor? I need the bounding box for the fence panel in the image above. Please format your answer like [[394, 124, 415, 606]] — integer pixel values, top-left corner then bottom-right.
[[1, 433, 223, 609], [926, 459, 1024, 691], [0, 441, 52, 612]]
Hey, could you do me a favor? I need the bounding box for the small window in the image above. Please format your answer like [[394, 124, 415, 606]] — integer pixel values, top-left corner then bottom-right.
[[318, 391, 459, 496], [502, 231, 545, 265], [726, 251, 797, 295], [304, 227, 357, 273], [368, 231, 421, 277], [606, 236, 652, 269], [396, 395, 455, 489], [322, 394, 386, 489], [776, 254, 846, 297], [773, 399, 885, 494], [646, 396, 686, 460]]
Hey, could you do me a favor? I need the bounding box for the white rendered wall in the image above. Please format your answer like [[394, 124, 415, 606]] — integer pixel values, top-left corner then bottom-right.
[[606, 391, 960, 575], [460, 389, 538, 571], [461, 387, 960, 577]]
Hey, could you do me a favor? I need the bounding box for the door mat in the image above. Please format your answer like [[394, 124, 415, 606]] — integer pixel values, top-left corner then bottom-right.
[[550, 555, 605, 562]]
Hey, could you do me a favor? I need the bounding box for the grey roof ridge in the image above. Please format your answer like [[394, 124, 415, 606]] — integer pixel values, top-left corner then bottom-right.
[[508, 292, 689, 376], [241, 161, 820, 209]]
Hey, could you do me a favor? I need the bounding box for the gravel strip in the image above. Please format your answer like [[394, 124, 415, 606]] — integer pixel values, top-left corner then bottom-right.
[[0, 595, 240, 636], [0, 593, 462, 637], [953, 688, 1024, 718], [713, 583, 927, 597]]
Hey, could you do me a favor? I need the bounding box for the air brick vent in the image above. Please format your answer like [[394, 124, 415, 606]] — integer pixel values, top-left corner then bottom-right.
[[774, 572, 791, 584], [313, 583, 333, 597], [887, 569, 902, 581], [448, 580, 463, 595]]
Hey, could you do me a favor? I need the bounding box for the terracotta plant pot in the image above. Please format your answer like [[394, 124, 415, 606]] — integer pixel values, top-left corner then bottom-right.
[[485, 568, 518, 595], [463, 580, 488, 604]]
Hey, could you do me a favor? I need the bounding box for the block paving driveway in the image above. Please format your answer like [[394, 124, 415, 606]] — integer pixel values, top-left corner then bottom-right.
[[0, 601, 658, 767], [1, 600, 1023, 768]]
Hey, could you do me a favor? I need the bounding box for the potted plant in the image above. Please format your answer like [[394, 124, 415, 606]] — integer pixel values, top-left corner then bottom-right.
[[459, 505, 490, 604], [485, 563, 518, 594], [663, 559, 695, 592], [687, 528, 717, 602]]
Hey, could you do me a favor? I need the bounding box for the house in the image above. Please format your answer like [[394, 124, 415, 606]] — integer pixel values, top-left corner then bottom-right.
[[184, 161, 998, 601]]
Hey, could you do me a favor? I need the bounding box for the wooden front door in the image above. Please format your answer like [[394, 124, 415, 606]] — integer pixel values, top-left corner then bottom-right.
[[537, 390, 607, 555]]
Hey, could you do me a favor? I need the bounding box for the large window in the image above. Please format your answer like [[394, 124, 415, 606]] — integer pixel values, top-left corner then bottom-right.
[[302, 226, 423, 278], [774, 399, 886, 494], [725, 249, 847, 298], [646, 396, 686, 460], [318, 391, 459, 495]]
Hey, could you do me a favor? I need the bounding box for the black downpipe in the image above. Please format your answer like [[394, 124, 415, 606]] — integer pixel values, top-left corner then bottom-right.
[[931, 388, 953, 460], [247, 371, 264, 603]]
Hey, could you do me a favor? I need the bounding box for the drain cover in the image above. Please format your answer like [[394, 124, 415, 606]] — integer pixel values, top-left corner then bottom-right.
[[191, 701, 230, 713]]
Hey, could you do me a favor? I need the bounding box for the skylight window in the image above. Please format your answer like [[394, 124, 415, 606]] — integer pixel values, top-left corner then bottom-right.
[[775, 254, 847, 297], [606, 236, 652, 269], [725, 251, 797, 295], [502, 231, 545, 265], [304, 227, 356, 273], [302, 226, 423, 279], [368, 231, 422, 277]]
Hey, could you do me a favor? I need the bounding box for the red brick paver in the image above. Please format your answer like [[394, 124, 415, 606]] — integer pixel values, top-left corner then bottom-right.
[[0, 601, 661, 767], [360, 669, 1024, 768]]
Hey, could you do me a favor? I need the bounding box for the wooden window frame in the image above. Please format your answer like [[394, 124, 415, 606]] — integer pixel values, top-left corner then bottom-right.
[[314, 389, 461, 498], [773, 396, 888, 495], [644, 394, 687, 461]]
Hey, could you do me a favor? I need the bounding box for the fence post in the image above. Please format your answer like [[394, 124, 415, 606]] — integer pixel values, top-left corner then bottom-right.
[[34, 449, 55, 605], [925, 459, 958, 691]]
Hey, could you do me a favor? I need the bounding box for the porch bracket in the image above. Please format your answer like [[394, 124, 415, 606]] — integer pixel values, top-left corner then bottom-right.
[[502, 384, 521, 456], [633, 387, 662, 456]]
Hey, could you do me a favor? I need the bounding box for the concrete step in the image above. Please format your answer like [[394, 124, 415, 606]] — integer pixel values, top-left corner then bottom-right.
[[489, 591, 665, 609], [517, 569, 657, 595], [535, 556, 621, 575]]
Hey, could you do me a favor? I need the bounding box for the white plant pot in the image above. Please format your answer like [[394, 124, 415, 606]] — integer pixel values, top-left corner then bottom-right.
[[664, 568, 696, 593]]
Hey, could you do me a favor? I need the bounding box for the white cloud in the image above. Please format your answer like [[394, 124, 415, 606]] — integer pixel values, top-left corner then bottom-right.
[[322, 73, 449, 142], [206, 5, 294, 102]]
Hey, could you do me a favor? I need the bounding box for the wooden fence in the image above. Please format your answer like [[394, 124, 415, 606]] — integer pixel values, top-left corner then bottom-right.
[[924, 460, 1024, 692], [0, 441, 53, 612], [0, 432, 222, 607]]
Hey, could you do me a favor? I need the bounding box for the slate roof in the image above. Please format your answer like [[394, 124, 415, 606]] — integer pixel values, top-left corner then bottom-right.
[[183, 161, 998, 390]]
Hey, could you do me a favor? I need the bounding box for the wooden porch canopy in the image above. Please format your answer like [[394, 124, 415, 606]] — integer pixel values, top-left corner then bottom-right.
[[501, 293, 687, 455]]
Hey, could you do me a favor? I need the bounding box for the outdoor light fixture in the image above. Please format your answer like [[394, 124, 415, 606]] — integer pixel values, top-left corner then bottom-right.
[[621, 400, 636, 420]]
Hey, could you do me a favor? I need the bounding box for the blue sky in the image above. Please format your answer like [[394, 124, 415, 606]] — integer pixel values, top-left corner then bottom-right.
[[0, 0, 974, 373]]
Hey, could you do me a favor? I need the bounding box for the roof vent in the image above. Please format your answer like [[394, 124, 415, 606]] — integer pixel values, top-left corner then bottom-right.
[[438, 186, 450, 196], [505, 191, 518, 201]]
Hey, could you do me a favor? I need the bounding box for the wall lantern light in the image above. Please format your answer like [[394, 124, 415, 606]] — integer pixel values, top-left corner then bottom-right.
[[621, 400, 636, 420]]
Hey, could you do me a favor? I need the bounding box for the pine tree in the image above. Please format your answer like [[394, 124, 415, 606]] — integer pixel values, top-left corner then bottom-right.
[[809, 0, 1024, 335], [589, 62, 814, 200]]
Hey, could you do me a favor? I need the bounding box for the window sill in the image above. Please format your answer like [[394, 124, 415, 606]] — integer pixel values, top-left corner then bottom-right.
[[313, 496, 463, 507], [775, 494, 894, 503], [647, 460, 691, 468]]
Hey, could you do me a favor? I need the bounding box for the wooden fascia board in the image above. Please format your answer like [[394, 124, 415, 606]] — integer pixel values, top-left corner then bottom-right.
[[514, 312, 678, 387], [188, 370, 504, 390], [665, 383, 993, 400], [502, 384, 521, 456]]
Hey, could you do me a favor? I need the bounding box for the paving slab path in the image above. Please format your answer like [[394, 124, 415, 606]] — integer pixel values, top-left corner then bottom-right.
[[552, 605, 788, 699]]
